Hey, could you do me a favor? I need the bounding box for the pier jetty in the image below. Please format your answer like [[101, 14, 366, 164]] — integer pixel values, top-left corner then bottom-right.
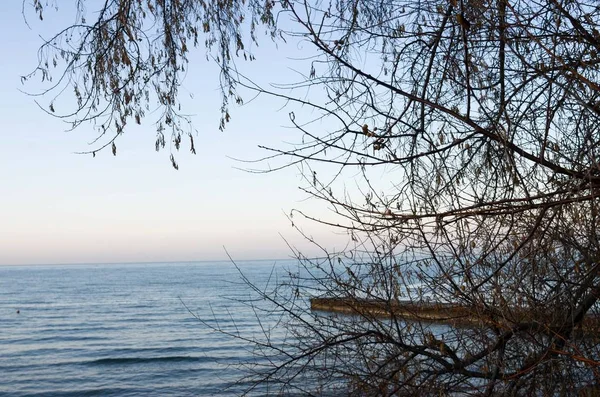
[[310, 297, 600, 334]]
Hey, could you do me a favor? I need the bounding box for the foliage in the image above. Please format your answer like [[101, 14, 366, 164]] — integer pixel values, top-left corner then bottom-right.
[[25, 0, 276, 163]]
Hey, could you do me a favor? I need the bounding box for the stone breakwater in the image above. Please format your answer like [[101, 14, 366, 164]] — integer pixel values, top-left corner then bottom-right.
[[310, 297, 600, 336]]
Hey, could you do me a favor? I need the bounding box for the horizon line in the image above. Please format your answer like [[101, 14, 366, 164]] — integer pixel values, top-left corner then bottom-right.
[[0, 257, 299, 267]]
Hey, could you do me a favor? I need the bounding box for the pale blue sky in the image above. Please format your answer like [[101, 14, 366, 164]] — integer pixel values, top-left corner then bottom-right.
[[0, 1, 344, 265]]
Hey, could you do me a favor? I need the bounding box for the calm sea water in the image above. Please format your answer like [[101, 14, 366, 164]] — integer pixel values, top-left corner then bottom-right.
[[0, 260, 300, 396]]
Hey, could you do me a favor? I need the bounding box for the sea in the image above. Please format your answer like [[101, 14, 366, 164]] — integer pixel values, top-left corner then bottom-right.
[[0, 260, 304, 396]]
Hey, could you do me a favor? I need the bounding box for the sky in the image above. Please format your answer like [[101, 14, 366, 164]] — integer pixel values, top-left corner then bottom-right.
[[0, 1, 345, 265]]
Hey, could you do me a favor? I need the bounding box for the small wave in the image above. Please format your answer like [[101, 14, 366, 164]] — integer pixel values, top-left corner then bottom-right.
[[87, 356, 202, 366]]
